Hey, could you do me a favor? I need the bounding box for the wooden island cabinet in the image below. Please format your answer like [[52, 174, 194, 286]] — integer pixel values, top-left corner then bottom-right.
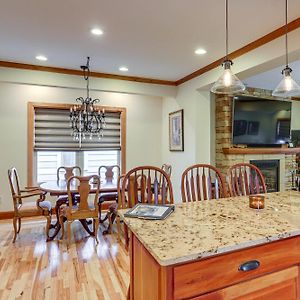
[[120, 191, 300, 299], [131, 234, 300, 299]]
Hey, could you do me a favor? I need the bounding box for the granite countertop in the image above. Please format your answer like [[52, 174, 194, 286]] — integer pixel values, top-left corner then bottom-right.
[[119, 191, 300, 266]]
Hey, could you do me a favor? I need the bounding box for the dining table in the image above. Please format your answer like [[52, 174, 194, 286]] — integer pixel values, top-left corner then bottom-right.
[[39, 179, 118, 241]]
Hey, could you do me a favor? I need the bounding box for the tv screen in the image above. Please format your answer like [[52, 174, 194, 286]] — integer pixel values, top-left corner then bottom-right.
[[232, 96, 292, 146]]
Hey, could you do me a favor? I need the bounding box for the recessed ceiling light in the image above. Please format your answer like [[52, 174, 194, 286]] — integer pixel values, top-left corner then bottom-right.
[[195, 48, 207, 55], [91, 28, 103, 36], [36, 55, 48, 61], [119, 66, 128, 72]]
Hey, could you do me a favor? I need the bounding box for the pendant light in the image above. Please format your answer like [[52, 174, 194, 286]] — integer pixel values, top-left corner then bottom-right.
[[211, 0, 245, 94], [272, 0, 300, 98]]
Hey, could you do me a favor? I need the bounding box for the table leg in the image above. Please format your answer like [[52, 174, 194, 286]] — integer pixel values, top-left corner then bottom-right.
[[47, 198, 68, 241], [102, 203, 117, 235], [80, 219, 94, 236]]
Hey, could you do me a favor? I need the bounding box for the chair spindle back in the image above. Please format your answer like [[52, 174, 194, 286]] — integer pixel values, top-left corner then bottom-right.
[[227, 163, 267, 197], [120, 166, 174, 209], [181, 164, 227, 202]]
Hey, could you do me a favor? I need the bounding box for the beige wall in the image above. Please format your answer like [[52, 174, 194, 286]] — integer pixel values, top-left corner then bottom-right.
[[161, 83, 211, 202], [292, 101, 300, 130], [0, 70, 167, 211]]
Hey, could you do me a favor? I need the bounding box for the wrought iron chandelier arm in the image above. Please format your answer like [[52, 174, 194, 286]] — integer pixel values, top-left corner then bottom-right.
[[70, 57, 106, 141]]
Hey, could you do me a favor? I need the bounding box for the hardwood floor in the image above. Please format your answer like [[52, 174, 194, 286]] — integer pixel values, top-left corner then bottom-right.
[[0, 218, 129, 299]]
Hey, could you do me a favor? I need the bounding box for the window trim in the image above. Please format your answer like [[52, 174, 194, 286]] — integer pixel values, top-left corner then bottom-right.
[[27, 102, 126, 186]]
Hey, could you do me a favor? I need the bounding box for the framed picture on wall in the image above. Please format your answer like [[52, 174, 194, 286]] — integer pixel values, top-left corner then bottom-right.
[[169, 109, 184, 151]]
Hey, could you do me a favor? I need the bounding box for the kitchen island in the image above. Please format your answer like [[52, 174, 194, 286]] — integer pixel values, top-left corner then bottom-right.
[[120, 191, 300, 299]]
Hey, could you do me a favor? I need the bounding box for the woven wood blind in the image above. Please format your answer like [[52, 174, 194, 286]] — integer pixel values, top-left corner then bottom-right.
[[34, 108, 121, 151]]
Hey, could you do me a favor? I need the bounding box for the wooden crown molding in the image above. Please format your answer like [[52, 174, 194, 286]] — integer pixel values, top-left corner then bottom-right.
[[1, 17, 300, 87], [175, 17, 300, 86], [0, 60, 176, 86]]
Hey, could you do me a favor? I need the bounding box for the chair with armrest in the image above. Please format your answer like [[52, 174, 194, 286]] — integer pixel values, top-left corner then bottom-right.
[[181, 164, 227, 202], [59, 175, 100, 244], [227, 163, 267, 197], [8, 167, 52, 242]]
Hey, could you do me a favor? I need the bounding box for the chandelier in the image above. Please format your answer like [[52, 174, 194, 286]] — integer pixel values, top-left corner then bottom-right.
[[70, 57, 106, 144]]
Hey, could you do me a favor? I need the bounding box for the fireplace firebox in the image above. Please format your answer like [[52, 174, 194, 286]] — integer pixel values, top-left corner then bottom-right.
[[250, 160, 280, 192]]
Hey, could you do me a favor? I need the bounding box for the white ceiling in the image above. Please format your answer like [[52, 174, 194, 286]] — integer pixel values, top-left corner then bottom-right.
[[244, 60, 300, 91], [1, 0, 300, 81]]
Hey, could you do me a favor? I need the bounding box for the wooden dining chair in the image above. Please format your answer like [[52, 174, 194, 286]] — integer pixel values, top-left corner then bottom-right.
[[161, 164, 172, 177], [59, 175, 100, 244], [99, 165, 120, 183], [227, 163, 267, 197], [160, 164, 172, 190], [57, 166, 81, 181], [181, 164, 227, 202], [54, 166, 82, 227], [98, 165, 120, 223], [8, 167, 52, 242], [119, 166, 174, 248], [116, 174, 126, 241]]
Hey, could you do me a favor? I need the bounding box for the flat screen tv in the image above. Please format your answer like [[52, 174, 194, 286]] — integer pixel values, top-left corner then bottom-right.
[[232, 96, 292, 146]]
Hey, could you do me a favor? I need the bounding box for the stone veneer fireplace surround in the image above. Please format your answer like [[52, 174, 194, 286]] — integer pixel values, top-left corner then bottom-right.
[[215, 87, 298, 191]]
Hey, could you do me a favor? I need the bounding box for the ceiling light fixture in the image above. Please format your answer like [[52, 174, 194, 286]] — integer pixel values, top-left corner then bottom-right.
[[272, 0, 300, 98], [91, 28, 103, 36], [211, 0, 245, 94], [70, 57, 106, 146], [195, 48, 207, 55], [36, 55, 47, 61], [119, 66, 128, 72]]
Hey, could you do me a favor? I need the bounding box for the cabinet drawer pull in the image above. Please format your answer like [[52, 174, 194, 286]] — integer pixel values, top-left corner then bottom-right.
[[238, 260, 260, 272]]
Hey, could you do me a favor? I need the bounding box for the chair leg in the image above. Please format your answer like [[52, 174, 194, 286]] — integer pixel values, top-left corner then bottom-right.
[[59, 216, 65, 240], [12, 217, 18, 243], [124, 224, 129, 251], [108, 212, 112, 234], [45, 215, 51, 239], [98, 202, 102, 222], [17, 218, 21, 234], [117, 215, 121, 242], [94, 218, 99, 244], [127, 284, 130, 300], [67, 221, 71, 245]]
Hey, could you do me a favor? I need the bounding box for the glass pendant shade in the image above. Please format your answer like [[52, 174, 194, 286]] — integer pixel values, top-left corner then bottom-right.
[[211, 60, 246, 94], [272, 66, 300, 98], [272, 0, 300, 98]]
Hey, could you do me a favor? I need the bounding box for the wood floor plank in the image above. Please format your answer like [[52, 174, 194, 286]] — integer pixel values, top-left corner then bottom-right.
[[0, 218, 129, 299]]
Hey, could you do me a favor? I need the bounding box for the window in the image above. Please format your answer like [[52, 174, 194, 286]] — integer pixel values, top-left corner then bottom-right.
[[28, 103, 126, 185], [83, 150, 119, 176], [36, 150, 119, 182]]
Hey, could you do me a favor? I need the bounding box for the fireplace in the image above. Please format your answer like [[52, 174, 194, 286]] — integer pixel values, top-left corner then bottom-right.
[[250, 160, 280, 192]]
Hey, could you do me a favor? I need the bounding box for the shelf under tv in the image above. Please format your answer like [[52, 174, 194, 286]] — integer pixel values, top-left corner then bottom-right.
[[222, 147, 300, 155]]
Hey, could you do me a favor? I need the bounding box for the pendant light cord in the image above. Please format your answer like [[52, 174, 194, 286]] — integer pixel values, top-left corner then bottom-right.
[[83, 57, 90, 99], [285, 0, 288, 68], [225, 0, 228, 59]]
